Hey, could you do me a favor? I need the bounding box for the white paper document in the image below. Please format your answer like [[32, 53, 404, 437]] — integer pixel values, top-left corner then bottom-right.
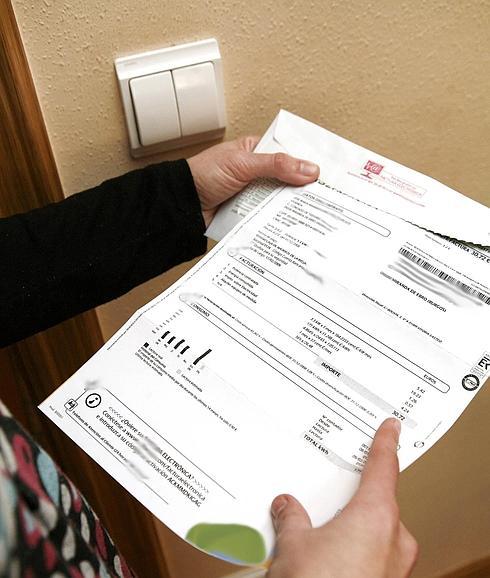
[[207, 110, 490, 245], [41, 111, 490, 566]]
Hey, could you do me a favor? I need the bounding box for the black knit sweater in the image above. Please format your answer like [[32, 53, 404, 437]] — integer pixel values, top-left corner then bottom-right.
[[0, 159, 207, 347]]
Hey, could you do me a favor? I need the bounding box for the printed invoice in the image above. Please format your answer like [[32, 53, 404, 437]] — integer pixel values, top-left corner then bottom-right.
[[40, 112, 490, 565]]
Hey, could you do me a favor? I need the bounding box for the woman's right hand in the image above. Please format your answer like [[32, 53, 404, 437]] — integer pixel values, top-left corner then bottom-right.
[[267, 418, 418, 578]]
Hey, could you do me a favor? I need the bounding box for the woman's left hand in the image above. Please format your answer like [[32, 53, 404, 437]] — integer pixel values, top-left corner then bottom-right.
[[187, 136, 320, 227]]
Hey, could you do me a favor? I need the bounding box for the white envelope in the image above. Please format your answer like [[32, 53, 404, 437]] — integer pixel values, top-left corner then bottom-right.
[[209, 110, 490, 246]]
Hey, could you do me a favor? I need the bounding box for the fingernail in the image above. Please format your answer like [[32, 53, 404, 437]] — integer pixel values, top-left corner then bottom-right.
[[271, 495, 288, 518], [390, 417, 401, 436], [299, 161, 319, 176]]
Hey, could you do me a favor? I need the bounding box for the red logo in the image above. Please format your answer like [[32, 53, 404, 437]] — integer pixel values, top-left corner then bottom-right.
[[364, 160, 384, 175]]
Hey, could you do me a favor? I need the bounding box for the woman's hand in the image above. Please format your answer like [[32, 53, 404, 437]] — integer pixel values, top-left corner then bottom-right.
[[267, 419, 418, 578], [187, 136, 320, 227]]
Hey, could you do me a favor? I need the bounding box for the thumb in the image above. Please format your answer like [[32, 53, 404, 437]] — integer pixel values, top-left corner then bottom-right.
[[271, 494, 312, 536], [240, 152, 320, 185]]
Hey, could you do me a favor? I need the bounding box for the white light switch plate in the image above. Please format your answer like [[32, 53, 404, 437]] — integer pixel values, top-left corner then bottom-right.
[[115, 38, 226, 157], [129, 71, 181, 146]]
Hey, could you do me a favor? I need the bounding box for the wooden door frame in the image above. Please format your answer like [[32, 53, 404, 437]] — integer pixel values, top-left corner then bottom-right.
[[0, 3, 170, 577]]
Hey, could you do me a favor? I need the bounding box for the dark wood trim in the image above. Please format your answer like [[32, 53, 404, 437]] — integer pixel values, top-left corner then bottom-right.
[[0, 3, 170, 577]]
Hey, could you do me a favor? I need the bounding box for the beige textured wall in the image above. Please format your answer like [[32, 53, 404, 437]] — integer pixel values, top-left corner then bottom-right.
[[13, 1, 489, 577]]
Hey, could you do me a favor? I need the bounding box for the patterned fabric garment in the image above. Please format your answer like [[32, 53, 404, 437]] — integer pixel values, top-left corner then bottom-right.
[[0, 399, 138, 578]]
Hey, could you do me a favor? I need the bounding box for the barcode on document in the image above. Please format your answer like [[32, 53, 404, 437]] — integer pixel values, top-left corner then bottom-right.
[[399, 248, 490, 305]]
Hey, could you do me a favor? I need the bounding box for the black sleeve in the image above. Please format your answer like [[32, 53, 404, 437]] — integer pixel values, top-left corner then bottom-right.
[[0, 159, 207, 347]]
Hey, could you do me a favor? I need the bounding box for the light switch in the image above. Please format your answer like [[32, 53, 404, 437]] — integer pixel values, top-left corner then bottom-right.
[[172, 63, 221, 136], [129, 71, 181, 146], [115, 38, 226, 156]]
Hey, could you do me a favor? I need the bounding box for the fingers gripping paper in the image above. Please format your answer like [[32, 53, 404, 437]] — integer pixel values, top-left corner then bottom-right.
[[41, 111, 490, 565], [207, 110, 490, 246]]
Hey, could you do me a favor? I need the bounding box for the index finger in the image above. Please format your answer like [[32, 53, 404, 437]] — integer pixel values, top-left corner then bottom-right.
[[357, 418, 401, 502]]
